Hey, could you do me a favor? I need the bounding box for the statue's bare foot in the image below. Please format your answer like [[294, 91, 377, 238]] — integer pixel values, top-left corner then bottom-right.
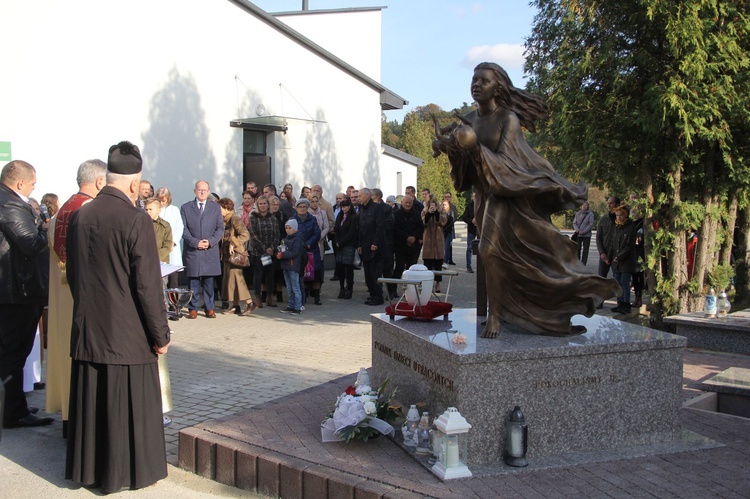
[[481, 314, 501, 338]]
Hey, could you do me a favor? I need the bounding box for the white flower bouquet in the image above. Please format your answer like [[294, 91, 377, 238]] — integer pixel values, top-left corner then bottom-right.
[[321, 377, 398, 443]]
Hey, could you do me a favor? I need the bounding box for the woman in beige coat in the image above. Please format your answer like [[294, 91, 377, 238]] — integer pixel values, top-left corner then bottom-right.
[[219, 198, 256, 315], [421, 195, 447, 293]]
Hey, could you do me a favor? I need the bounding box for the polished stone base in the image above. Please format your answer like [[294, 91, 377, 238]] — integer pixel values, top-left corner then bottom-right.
[[664, 310, 750, 355], [371, 309, 687, 465]]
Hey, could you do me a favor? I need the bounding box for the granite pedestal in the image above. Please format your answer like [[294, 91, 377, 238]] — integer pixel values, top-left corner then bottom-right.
[[371, 309, 686, 465], [664, 309, 750, 355]]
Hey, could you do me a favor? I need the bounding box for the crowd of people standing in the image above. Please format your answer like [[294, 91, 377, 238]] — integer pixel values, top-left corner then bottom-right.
[[0, 144, 480, 493], [165, 181, 475, 312]]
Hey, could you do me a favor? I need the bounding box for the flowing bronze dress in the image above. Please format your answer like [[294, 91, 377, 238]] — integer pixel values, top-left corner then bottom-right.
[[448, 108, 620, 335]]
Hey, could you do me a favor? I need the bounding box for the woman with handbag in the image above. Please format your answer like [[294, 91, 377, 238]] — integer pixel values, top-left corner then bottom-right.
[[218, 198, 256, 315], [333, 198, 359, 299], [249, 196, 280, 307], [293, 198, 321, 308]]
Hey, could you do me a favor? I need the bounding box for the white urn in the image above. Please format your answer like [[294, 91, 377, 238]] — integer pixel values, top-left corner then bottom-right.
[[402, 264, 434, 305]]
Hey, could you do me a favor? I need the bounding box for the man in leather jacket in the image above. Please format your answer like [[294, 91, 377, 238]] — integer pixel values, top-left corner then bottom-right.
[[0, 160, 53, 428]]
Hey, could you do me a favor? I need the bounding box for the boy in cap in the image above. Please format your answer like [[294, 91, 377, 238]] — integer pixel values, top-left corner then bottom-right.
[[277, 218, 304, 315], [144, 197, 173, 264]]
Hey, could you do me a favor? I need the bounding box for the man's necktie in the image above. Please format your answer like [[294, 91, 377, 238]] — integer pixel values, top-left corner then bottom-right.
[[199, 202, 204, 213]]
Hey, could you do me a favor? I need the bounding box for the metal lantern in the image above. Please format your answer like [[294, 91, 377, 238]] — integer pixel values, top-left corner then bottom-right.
[[431, 407, 472, 480], [504, 406, 528, 467]]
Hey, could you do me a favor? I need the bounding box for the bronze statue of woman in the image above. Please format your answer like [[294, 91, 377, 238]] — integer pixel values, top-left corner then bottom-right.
[[433, 62, 620, 337]]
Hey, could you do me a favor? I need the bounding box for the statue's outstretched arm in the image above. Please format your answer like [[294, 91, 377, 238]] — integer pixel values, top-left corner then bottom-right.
[[431, 114, 478, 158]]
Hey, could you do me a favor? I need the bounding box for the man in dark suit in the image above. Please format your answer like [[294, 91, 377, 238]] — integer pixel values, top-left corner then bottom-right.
[[393, 195, 424, 280], [357, 188, 386, 305], [181, 180, 224, 318], [65, 141, 171, 492], [372, 188, 397, 299], [0, 160, 53, 429]]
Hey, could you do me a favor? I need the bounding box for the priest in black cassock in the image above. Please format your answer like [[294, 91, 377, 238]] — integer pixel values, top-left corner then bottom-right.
[[65, 141, 171, 493]]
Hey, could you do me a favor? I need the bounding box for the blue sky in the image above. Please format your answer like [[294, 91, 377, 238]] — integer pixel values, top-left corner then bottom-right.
[[250, 1, 537, 122]]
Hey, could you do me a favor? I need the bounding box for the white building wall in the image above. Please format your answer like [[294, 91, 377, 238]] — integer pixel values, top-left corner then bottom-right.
[[378, 155, 418, 200], [0, 0, 393, 206], [274, 10, 382, 81]]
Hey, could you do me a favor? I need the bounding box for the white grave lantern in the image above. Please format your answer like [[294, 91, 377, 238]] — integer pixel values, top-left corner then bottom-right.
[[431, 407, 472, 480]]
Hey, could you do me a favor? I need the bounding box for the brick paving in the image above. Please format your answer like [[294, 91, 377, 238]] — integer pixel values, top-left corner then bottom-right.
[[3, 227, 750, 497], [179, 358, 750, 498]]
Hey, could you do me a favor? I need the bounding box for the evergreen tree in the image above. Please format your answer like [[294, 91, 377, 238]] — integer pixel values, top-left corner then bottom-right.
[[525, 0, 750, 324]]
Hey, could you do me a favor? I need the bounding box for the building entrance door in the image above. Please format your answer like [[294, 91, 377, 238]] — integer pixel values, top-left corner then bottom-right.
[[243, 155, 271, 191]]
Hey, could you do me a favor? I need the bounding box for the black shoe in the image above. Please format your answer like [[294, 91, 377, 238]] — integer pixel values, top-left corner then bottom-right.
[[28, 406, 39, 414], [611, 306, 621, 313], [330, 275, 340, 281], [338, 289, 346, 299], [344, 290, 353, 299], [4, 414, 54, 428], [280, 306, 295, 313], [449, 261, 457, 265], [596, 303, 603, 309], [368, 298, 385, 306], [33, 382, 45, 390], [466, 266, 474, 273], [290, 309, 302, 315]]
